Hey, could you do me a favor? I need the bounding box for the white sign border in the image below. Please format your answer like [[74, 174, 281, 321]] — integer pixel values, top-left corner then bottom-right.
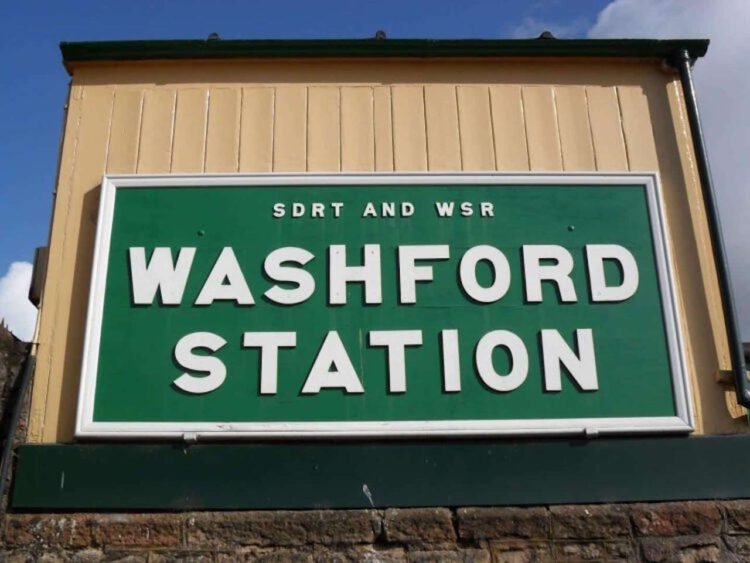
[[75, 172, 693, 439]]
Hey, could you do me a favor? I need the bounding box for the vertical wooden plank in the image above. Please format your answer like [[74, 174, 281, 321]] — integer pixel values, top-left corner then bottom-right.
[[27, 84, 85, 443], [424, 85, 461, 171], [171, 89, 208, 173], [137, 89, 176, 173], [586, 86, 629, 171], [205, 88, 241, 173], [522, 86, 563, 171], [391, 86, 427, 171], [106, 90, 143, 174], [307, 87, 340, 172], [555, 86, 596, 171], [457, 86, 495, 171], [43, 85, 114, 442], [489, 85, 529, 171], [663, 79, 736, 432], [617, 86, 658, 171], [647, 79, 706, 431], [373, 86, 394, 171], [341, 87, 374, 172], [239, 87, 274, 172], [273, 87, 307, 172]]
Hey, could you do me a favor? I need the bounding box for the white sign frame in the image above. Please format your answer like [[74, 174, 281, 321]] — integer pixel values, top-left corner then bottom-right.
[[75, 172, 693, 439]]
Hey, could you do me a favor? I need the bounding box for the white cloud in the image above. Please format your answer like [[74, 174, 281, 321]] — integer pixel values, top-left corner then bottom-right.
[[589, 0, 750, 338], [0, 262, 37, 342], [510, 16, 592, 39]]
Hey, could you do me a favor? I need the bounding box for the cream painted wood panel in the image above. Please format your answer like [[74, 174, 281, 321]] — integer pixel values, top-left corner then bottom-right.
[[373, 86, 394, 171], [586, 86, 629, 171], [239, 87, 274, 172], [617, 86, 659, 171], [137, 89, 176, 173], [648, 76, 738, 433], [67, 59, 651, 88], [424, 85, 461, 171], [35, 85, 114, 442], [489, 85, 529, 171], [618, 78, 736, 432], [106, 90, 143, 174], [643, 77, 709, 432], [391, 86, 427, 171], [522, 86, 563, 171], [27, 84, 84, 443], [341, 87, 374, 172], [273, 87, 307, 172], [205, 89, 240, 173], [30, 59, 744, 441], [555, 87, 595, 171], [457, 86, 495, 171], [171, 89, 208, 173], [307, 87, 341, 172], [666, 80, 731, 370]]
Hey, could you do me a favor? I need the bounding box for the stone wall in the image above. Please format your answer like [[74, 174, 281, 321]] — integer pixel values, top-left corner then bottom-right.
[[0, 322, 29, 509], [3, 500, 750, 562], [0, 323, 27, 421]]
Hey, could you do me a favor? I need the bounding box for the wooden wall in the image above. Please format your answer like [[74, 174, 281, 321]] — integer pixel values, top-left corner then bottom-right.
[[27, 57, 743, 442]]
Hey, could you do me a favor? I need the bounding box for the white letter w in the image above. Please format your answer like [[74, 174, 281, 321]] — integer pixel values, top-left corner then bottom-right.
[[129, 247, 195, 305]]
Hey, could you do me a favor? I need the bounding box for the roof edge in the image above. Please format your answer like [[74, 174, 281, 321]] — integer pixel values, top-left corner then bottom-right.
[[60, 38, 710, 75]]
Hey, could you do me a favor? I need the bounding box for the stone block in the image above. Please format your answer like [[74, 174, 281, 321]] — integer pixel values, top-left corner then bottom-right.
[[723, 534, 750, 556], [640, 535, 727, 563], [721, 500, 750, 534], [553, 540, 634, 561], [457, 507, 550, 540], [146, 552, 214, 563], [101, 554, 148, 563], [186, 510, 379, 548], [631, 502, 722, 537], [214, 548, 313, 562], [4, 514, 97, 549], [489, 540, 552, 563], [71, 549, 105, 562], [313, 545, 407, 562], [383, 508, 455, 544], [5, 552, 36, 563], [94, 514, 182, 548], [407, 548, 490, 562], [551, 505, 630, 539]]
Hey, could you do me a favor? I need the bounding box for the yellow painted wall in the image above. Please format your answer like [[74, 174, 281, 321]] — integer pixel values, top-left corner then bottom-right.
[[28, 57, 745, 443]]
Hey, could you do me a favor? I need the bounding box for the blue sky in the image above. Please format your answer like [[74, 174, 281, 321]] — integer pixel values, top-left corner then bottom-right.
[[0, 0, 609, 274], [2, 0, 750, 340]]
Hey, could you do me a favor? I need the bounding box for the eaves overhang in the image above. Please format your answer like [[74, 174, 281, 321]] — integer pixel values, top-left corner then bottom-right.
[[60, 37, 710, 75]]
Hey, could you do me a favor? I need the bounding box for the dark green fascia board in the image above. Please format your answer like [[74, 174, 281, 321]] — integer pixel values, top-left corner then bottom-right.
[[60, 38, 709, 75], [11, 435, 750, 511]]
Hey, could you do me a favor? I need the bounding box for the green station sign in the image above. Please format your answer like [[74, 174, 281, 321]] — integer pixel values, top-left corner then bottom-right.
[[76, 173, 692, 438]]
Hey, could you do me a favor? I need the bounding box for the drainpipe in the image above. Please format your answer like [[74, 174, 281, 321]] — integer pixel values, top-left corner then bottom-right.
[[671, 48, 750, 407]]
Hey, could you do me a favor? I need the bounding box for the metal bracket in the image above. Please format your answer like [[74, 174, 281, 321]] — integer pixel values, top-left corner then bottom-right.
[[584, 427, 600, 439]]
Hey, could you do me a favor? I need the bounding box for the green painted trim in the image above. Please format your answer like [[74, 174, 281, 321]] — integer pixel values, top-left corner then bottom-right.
[[60, 38, 710, 75], [11, 436, 750, 511]]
